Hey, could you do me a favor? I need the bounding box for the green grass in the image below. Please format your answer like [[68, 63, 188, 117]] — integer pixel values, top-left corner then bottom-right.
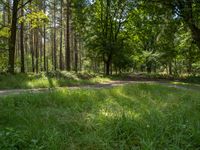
[[0, 84, 200, 149], [170, 81, 200, 91], [0, 72, 111, 90]]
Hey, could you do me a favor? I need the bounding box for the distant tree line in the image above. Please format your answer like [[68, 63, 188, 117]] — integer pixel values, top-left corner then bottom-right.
[[0, 0, 200, 75]]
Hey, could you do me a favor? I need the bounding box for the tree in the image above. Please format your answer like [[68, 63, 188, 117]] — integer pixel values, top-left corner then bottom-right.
[[8, 0, 32, 73], [20, 0, 25, 73], [66, 0, 71, 71], [8, 0, 20, 73]]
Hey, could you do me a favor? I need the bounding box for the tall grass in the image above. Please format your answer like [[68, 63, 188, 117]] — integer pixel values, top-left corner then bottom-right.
[[0, 72, 111, 90], [0, 84, 199, 149]]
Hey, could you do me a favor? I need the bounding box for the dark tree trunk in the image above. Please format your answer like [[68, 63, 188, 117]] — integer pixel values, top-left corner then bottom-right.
[[35, 29, 39, 74], [43, 1, 46, 71], [60, 0, 63, 70], [79, 41, 82, 71], [20, 0, 25, 73], [53, 0, 57, 70], [30, 30, 35, 72], [74, 33, 78, 73], [43, 26, 46, 71], [8, 0, 19, 73], [40, 33, 43, 71], [66, 0, 71, 71], [2, 5, 6, 24], [51, 32, 54, 70], [105, 61, 110, 75]]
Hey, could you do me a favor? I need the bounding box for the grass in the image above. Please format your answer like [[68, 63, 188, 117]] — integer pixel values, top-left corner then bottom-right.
[[170, 81, 200, 91], [0, 84, 200, 149], [0, 72, 111, 90], [0, 71, 200, 90]]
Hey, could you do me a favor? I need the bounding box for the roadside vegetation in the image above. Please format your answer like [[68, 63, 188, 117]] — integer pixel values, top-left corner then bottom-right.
[[0, 71, 199, 90], [0, 72, 111, 90], [0, 84, 199, 149]]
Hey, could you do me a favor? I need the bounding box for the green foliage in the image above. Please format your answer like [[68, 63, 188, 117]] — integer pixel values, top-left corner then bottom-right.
[[0, 0, 200, 75], [0, 51, 8, 72], [85, 0, 131, 71], [0, 27, 10, 38], [19, 8, 49, 29], [0, 27, 9, 52]]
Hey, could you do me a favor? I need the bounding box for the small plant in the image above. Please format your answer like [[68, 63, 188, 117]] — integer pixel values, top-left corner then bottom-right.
[[0, 128, 26, 149]]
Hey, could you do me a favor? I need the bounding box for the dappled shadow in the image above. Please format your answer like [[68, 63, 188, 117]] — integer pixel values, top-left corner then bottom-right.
[[0, 84, 199, 149]]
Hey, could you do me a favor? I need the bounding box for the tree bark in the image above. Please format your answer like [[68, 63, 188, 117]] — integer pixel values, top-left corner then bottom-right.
[[74, 33, 78, 72], [43, 1, 46, 71], [8, 0, 19, 73], [105, 61, 110, 75], [60, 0, 63, 70], [20, 0, 25, 73], [66, 0, 71, 71], [53, 0, 57, 70], [30, 29, 35, 72], [35, 29, 39, 74]]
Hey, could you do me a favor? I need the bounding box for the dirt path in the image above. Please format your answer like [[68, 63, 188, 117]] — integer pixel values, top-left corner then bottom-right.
[[0, 81, 198, 97]]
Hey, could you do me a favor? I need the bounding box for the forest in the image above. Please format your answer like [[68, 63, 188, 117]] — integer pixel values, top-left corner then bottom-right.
[[0, 0, 200, 149], [0, 0, 199, 75]]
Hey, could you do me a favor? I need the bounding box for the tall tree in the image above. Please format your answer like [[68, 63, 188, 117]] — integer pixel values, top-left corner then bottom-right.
[[53, 0, 57, 70], [8, 0, 19, 73], [8, 0, 32, 73], [20, 0, 25, 73], [59, 0, 63, 70], [66, 0, 71, 71], [43, 0, 47, 71]]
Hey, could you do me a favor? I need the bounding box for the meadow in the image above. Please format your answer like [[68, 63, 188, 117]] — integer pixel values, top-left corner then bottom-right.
[[0, 84, 199, 149], [0, 72, 111, 90]]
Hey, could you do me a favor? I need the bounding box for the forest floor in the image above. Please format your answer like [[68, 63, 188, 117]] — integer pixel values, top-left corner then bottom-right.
[[0, 83, 199, 149], [0, 72, 199, 149], [0, 80, 199, 97]]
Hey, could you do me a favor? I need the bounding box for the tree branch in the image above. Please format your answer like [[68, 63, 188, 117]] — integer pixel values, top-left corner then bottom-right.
[[17, 0, 32, 11]]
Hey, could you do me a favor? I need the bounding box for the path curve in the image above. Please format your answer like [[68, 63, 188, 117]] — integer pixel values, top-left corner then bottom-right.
[[0, 81, 198, 97]]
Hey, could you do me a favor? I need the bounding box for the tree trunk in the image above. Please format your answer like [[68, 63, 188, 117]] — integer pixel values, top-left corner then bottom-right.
[[40, 33, 43, 71], [8, 0, 19, 73], [35, 29, 39, 74], [20, 0, 25, 73], [60, 0, 63, 70], [66, 0, 71, 71], [105, 61, 110, 75], [74, 33, 78, 73], [2, 5, 6, 25], [53, 0, 57, 70], [43, 1, 46, 71], [30, 29, 35, 72]]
